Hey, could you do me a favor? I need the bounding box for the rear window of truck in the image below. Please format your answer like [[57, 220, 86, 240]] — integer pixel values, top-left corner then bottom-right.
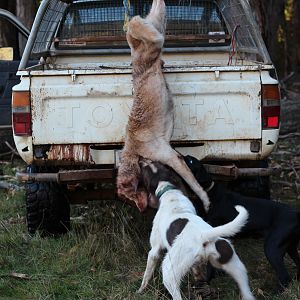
[[56, 0, 230, 49]]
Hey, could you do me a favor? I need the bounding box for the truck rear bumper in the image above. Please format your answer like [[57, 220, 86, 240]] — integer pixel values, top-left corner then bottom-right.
[[16, 164, 281, 183]]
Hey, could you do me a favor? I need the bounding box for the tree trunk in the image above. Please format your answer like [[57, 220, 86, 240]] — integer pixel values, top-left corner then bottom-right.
[[16, 0, 38, 55], [289, 1, 300, 72], [263, 0, 286, 77]]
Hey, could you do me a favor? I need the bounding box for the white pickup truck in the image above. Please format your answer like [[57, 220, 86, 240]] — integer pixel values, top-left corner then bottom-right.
[[13, 0, 281, 235]]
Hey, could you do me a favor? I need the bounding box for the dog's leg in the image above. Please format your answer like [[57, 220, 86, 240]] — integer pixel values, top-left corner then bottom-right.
[[138, 245, 162, 293], [149, 146, 210, 211], [287, 238, 300, 279], [264, 239, 291, 289], [162, 245, 197, 300], [212, 252, 255, 300]]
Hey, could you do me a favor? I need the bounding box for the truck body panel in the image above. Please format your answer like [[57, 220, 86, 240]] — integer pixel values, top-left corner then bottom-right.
[[30, 65, 262, 145]]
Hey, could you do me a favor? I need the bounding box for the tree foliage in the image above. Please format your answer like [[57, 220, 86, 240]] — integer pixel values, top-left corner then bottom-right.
[[250, 0, 299, 78]]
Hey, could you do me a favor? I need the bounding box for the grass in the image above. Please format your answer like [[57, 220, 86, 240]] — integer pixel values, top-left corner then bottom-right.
[[0, 153, 299, 299]]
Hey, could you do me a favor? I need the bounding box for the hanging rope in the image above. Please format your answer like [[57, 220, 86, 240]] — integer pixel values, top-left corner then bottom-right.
[[228, 24, 240, 66], [123, 0, 131, 32]]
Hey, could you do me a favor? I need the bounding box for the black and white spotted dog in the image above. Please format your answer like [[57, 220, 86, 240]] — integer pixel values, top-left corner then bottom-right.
[[138, 160, 255, 300]]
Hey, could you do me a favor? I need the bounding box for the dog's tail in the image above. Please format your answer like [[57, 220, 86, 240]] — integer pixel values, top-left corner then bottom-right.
[[204, 205, 248, 240]]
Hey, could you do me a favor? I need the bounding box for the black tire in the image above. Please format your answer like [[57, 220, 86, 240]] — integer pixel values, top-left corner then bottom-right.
[[0, 129, 15, 154], [227, 160, 271, 199], [25, 168, 70, 236]]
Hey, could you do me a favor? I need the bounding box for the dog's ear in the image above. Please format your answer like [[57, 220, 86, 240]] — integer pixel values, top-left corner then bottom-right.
[[184, 155, 212, 185], [184, 155, 198, 170]]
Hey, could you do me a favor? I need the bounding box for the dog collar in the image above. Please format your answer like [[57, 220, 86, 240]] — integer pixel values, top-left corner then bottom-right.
[[155, 184, 177, 200], [206, 181, 215, 192]]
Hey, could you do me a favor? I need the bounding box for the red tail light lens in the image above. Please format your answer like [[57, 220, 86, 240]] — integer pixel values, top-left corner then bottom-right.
[[12, 91, 32, 136], [261, 85, 280, 129], [13, 112, 32, 136]]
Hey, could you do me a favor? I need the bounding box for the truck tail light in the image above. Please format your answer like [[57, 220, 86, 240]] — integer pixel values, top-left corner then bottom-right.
[[12, 91, 32, 136], [261, 84, 280, 129]]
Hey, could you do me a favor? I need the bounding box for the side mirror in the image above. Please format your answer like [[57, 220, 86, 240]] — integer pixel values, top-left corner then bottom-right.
[[0, 47, 13, 61]]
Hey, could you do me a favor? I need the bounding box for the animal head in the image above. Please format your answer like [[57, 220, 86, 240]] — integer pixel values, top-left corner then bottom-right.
[[117, 169, 148, 212], [139, 158, 186, 208], [183, 155, 212, 190]]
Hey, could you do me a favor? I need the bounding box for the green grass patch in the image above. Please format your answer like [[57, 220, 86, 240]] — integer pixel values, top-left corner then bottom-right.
[[0, 156, 300, 299]]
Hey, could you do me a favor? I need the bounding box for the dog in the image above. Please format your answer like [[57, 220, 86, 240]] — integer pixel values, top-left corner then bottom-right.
[[138, 160, 255, 300], [184, 155, 300, 290], [117, 0, 209, 212]]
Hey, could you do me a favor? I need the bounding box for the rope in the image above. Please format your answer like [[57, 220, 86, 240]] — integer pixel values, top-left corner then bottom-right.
[[227, 24, 240, 66], [123, 0, 131, 32]]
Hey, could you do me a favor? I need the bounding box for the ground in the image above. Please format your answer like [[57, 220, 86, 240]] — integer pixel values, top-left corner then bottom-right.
[[0, 82, 299, 299]]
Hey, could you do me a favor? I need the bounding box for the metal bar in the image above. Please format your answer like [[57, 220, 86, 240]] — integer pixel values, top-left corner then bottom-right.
[[16, 172, 58, 182], [236, 166, 281, 177], [17, 165, 280, 183], [18, 0, 52, 70], [57, 34, 231, 43], [49, 46, 232, 56], [203, 164, 236, 178], [203, 164, 281, 178], [58, 169, 115, 182], [16, 168, 115, 182], [0, 9, 30, 38]]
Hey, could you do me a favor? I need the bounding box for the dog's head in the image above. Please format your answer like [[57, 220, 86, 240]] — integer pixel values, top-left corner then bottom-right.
[[183, 155, 212, 190], [139, 158, 186, 208]]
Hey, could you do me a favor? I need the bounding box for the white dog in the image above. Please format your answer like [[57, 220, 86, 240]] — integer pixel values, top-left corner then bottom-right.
[[138, 180, 255, 300]]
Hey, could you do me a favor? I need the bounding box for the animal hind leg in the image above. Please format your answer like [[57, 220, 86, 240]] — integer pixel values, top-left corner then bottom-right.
[[264, 233, 291, 289], [287, 238, 300, 279], [212, 252, 255, 300], [161, 245, 196, 300], [147, 0, 166, 34], [150, 146, 210, 211]]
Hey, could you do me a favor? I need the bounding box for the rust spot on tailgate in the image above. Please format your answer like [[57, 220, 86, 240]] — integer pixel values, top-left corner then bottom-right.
[[47, 145, 92, 163]]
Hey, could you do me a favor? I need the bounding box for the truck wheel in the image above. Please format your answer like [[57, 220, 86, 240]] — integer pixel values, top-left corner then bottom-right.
[[0, 129, 15, 154], [25, 176, 70, 236], [228, 160, 271, 199]]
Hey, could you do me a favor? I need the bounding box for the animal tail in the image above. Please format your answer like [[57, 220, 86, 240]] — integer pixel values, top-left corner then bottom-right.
[[204, 205, 248, 241]]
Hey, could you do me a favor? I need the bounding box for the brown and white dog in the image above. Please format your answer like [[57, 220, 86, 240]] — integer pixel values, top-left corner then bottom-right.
[[117, 0, 209, 212], [138, 160, 255, 300]]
